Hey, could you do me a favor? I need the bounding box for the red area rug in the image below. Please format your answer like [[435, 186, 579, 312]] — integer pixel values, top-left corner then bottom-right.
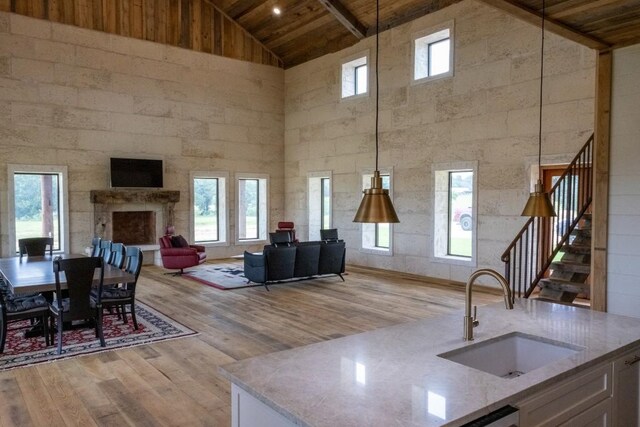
[[0, 301, 197, 371]]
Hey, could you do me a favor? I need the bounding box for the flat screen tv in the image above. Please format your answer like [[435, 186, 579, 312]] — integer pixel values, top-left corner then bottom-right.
[[110, 158, 163, 188]]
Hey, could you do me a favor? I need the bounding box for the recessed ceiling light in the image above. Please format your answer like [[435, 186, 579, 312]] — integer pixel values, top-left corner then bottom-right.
[[273, 6, 281, 15]]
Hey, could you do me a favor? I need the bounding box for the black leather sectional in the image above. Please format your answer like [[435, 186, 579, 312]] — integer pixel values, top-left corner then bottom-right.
[[243, 241, 345, 289]]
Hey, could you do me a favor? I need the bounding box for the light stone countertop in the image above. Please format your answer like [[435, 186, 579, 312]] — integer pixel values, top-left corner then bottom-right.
[[220, 299, 640, 426]]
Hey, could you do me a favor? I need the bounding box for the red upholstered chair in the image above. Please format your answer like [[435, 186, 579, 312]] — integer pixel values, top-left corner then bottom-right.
[[276, 221, 298, 243], [158, 234, 207, 275]]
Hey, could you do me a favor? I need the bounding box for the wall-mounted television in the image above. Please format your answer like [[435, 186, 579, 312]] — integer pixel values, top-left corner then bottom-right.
[[110, 158, 163, 188]]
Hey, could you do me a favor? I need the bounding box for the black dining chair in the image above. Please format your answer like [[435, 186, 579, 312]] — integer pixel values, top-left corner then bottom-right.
[[50, 256, 105, 354], [18, 237, 53, 258], [0, 277, 50, 354], [94, 247, 143, 330]]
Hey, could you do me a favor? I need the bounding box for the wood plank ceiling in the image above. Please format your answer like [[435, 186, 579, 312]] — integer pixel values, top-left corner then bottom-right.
[[2, 0, 640, 68], [208, 0, 640, 67]]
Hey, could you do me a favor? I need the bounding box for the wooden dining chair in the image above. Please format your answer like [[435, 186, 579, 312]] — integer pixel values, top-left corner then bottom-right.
[[50, 256, 105, 354], [109, 243, 126, 269], [94, 247, 143, 330], [18, 237, 53, 258], [0, 277, 50, 354], [91, 237, 102, 257]]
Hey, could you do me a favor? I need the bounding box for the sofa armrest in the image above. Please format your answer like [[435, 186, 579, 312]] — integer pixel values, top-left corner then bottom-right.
[[244, 251, 266, 283], [189, 244, 206, 253]]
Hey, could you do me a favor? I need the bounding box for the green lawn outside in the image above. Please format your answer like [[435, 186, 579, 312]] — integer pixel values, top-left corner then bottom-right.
[[449, 237, 472, 257], [15, 220, 59, 251]]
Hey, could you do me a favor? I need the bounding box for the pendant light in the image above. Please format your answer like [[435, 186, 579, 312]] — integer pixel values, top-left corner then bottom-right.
[[521, 0, 556, 218], [353, 0, 400, 224]]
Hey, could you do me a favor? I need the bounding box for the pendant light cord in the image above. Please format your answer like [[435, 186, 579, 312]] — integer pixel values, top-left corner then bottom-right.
[[538, 0, 545, 177], [375, 0, 380, 171]]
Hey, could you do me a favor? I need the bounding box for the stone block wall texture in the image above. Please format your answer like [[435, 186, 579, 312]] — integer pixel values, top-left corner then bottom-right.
[[0, 11, 284, 258], [607, 43, 640, 318], [284, 0, 596, 283]]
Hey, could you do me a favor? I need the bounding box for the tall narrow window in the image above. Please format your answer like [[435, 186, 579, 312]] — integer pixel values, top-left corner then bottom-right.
[[342, 54, 368, 99], [447, 171, 473, 257], [414, 25, 453, 82], [321, 177, 331, 230], [8, 165, 69, 255], [361, 170, 393, 254], [237, 174, 268, 242], [191, 172, 228, 245], [434, 162, 476, 265], [375, 175, 391, 249], [308, 172, 332, 241]]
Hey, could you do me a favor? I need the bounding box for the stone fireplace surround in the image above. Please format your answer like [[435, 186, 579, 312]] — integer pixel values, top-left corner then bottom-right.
[[90, 190, 180, 264]]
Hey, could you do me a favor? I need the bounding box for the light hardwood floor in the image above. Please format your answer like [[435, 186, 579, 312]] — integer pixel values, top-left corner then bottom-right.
[[0, 261, 501, 427]]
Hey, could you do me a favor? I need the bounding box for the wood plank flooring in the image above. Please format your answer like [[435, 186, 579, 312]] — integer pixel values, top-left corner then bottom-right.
[[0, 261, 501, 426]]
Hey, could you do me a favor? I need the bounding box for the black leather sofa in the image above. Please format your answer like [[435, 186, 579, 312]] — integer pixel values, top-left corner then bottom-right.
[[244, 241, 346, 289]]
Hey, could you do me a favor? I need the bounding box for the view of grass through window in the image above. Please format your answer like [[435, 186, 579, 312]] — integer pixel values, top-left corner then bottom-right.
[[193, 178, 219, 243], [14, 173, 61, 252], [376, 175, 391, 248], [321, 177, 331, 229], [238, 179, 259, 240], [448, 170, 473, 257]]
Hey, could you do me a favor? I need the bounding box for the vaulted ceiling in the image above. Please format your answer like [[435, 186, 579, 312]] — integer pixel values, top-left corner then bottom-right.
[[208, 0, 640, 67], [2, 0, 640, 68]]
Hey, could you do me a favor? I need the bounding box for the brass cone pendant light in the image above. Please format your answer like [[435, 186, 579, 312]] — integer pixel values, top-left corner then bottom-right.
[[522, 0, 556, 218], [353, 0, 400, 224]]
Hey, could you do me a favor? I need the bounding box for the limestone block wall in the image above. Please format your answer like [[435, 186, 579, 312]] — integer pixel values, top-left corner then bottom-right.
[[607, 43, 640, 318], [284, 0, 596, 283], [0, 12, 284, 258]]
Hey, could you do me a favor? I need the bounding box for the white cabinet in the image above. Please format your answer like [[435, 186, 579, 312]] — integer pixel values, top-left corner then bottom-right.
[[231, 384, 297, 427], [517, 363, 612, 426], [612, 346, 640, 425]]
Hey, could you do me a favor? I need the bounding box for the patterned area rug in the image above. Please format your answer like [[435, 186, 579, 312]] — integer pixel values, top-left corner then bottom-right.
[[183, 263, 257, 290], [0, 301, 197, 371]]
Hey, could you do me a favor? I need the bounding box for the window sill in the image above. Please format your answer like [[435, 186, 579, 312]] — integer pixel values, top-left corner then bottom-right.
[[434, 254, 476, 267], [236, 239, 268, 246], [411, 71, 453, 86], [196, 241, 230, 248], [361, 246, 393, 257], [340, 92, 369, 102]]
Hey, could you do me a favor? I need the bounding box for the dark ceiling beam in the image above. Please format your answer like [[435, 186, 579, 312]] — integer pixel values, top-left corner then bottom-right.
[[477, 0, 611, 51], [317, 0, 368, 39]]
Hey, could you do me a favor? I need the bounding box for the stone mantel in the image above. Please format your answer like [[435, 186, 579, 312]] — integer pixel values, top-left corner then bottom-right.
[[90, 190, 180, 204], [90, 190, 180, 241]]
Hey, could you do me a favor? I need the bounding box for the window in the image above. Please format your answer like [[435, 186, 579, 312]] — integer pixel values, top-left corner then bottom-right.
[[236, 174, 268, 242], [342, 54, 368, 98], [308, 172, 332, 241], [8, 165, 69, 255], [361, 170, 393, 254], [434, 162, 476, 265], [191, 172, 228, 245], [414, 24, 453, 82]]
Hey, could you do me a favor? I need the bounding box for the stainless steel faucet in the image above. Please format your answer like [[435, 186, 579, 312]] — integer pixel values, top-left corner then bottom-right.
[[464, 269, 514, 341]]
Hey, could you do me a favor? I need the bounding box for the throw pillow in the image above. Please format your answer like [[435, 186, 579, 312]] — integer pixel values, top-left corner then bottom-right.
[[171, 235, 190, 248]]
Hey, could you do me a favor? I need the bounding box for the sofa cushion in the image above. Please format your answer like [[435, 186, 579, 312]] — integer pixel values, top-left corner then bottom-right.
[[318, 241, 346, 275], [294, 243, 320, 277], [264, 245, 296, 281], [171, 235, 190, 248]]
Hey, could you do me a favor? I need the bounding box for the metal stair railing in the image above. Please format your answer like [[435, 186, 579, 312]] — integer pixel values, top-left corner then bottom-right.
[[502, 133, 594, 300]]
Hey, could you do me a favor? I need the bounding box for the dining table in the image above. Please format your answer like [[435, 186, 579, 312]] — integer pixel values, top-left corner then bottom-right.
[[0, 253, 135, 295]]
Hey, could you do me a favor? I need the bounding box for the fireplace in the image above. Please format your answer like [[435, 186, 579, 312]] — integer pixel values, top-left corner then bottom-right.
[[90, 190, 180, 248], [112, 211, 156, 245]]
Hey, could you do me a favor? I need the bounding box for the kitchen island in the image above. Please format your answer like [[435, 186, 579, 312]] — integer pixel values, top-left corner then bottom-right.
[[220, 299, 640, 426]]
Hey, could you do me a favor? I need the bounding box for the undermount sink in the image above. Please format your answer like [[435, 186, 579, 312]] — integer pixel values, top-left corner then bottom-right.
[[438, 332, 584, 379]]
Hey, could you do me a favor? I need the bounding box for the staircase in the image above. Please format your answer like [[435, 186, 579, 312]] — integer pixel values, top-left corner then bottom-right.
[[538, 213, 591, 303], [502, 134, 594, 306]]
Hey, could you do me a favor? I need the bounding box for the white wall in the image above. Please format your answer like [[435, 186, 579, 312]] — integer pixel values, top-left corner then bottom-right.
[[284, 0, 595, 283], [607, 43, 640, 317], [0, 12, 284, 258]]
